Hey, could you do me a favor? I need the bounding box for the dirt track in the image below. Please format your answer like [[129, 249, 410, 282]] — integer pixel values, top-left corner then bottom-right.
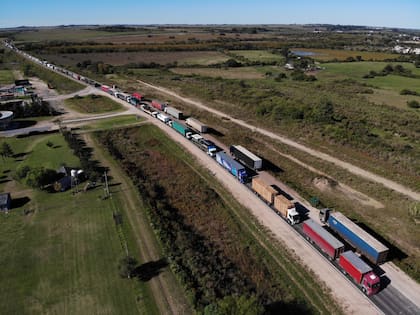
[[137, 80, 420, 202]]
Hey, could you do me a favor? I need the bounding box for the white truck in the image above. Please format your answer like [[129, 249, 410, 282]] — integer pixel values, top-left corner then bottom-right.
[[157, 113, 171, 124]]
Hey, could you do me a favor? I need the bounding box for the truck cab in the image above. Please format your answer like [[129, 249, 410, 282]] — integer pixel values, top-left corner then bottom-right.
[[319, 208, 331, 223], [361, 271, 381, 296], [287, 208, 300, 225]]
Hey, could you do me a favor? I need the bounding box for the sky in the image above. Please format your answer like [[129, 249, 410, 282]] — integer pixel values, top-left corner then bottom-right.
[[1, 0, 419, 29]]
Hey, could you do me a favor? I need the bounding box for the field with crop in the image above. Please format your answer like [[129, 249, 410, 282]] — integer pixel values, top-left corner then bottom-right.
[[170, 66, 264, 79], [65, 94, 124, 114], [78, 115, 143, 131], [96, 124, 342, 314], [292, 48, 398, 61], [42, 51, 230, 67], [230, 50, 285, 63], [0, 133, 158, 315]]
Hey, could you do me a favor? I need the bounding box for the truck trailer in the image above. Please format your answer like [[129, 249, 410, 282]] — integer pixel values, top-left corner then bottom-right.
[[273, 195, 300, 225], [151, 100, 166, 111], [165, 106, 183, 119], [185, 117, 208, 133], [170, 121, 193, 139], [230, 145, 263, 170], [191, 134, 217, 156], [157, 113, 171, 124], [132, 92, 143, 101], [251, 177, 278, 204], [339, 251, 381, 296], [302, 219, 345, 260], [216, 152, 247, 183], [320, 209, 389, 264], [101, 85, 110, 93]]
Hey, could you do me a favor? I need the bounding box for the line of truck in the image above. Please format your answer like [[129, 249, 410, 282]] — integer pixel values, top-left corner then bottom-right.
[[5, 40, 390, 298]]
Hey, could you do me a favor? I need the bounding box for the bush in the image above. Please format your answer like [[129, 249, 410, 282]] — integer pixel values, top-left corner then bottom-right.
[[407, 100, 420, 109]]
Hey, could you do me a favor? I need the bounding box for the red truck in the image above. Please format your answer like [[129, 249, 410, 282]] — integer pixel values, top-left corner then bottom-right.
[[339, 251, 381, 296], [101, 85, 110, 93], [151, 100, 166, 111], [302, 219, 344, 260], [132, 92, 143, 100]]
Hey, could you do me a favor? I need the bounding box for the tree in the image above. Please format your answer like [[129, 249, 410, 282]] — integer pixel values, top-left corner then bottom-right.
[[25, 167, 57, 189], [203, 295, 264, 315], [118, 256, 138, 279], [0, 142, 14, 160], [407, 100, 420, 109]]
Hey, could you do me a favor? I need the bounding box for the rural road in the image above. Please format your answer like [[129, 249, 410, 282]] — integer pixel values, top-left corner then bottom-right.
[[136, 80, 420, 202]]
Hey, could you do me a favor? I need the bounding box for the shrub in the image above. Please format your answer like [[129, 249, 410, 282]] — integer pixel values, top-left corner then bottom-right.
[[407, 100, 420, 109]]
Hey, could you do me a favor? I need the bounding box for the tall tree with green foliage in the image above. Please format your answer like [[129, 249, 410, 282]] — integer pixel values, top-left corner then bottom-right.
[[0, 142, 14, 160]]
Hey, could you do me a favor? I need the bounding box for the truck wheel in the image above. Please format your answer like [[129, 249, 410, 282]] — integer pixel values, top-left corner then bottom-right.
[[362, 287, 367, 294]]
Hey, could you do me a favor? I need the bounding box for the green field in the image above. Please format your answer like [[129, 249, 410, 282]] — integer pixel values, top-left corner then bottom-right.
[[170, 66, 264, 79], [79, 115, 143, 131], [65, 94, 124, 114], [0, 133, 157, 315], [293, 48, 398, 61], [231, 50, 285, 63], [0, 69, 15, 84]]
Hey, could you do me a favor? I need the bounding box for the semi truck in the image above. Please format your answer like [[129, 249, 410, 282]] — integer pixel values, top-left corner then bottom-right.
[[339, 251, 381, 296], [216, 152, 247, 183], [101, 85, 110, 93], [169, 121, 193, 139], [165, 106, 183, 119], [132, 92, 143, 101], [191, 134, 217, 156], [140, 104, 156, 116], [230, 145, 263, 170], [115, 92, 131, 102], [273, 195, 300, 225], [185, 117, 208, 133], [320, 209, 389, 264], [302, 219, 345, 260], [251, 177, 278, 204], [129, 97, 140, 106], [157, 113, 171, 124], [151, 100, 166, 111]]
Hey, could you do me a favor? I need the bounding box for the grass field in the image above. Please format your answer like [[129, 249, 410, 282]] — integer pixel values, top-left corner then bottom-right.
[[42, 51, 230, 67], [0, 69, 15, 84], [0, 133, 158, 315], [293, 48, 398, 61], [79, 115, 143, 131], [65, 94, 124, 114], [231, 50, 285, 63], [170, 66, 265, 79]]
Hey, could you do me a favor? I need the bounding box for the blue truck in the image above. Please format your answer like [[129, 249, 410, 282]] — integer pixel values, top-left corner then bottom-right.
[[320, 209, 389, 264], [215, 152, 247, 183]]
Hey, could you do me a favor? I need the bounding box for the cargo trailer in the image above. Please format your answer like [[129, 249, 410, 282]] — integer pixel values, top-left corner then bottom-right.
[[157, 113, 170, 123], [165, 106, 183, 119], [302, 219, 344, 260], [151, 100, 166, 111], [322, 210, 389, 264], [273, 195, 300, 225], [251, 177, 278, 204], [130, 97, 140, 106], [170, 121, 193, 139], [101, 85, 110, 93], [339, 251, 381, 296], [185, 117, 208, 133], [132, 92, 143, 100], [216, 152, 247, 183], [230, 145, 262, 170]]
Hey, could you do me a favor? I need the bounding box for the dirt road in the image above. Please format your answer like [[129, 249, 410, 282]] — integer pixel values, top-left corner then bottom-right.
[[137, 80, 420, 202]]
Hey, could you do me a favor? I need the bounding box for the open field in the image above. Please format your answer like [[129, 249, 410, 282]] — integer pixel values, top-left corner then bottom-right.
[[42, 51, 230, 67], [231, 50, 285, 63], [65, 94, 124, 114], [0, 69, 15, 84], [0, 132, 158, 315], [96, 124, 343, 314], [170, 66, 265, 79], [78, 115, 143, 131], [293, 48, 399, 61]]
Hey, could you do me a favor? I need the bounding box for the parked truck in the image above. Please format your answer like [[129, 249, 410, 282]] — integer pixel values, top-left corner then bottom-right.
[[170, 121, 193, 139], [320, 209, 389, 264], [273, 195, 300, 225], [101, 85, 110, 93], [140, 104, 156, 116], [165, 106, 183, 119], [132, 92, 143, 101], [151, 100, 166, 111], [216, 152, 247, 183], [185, 117, 208, 133], [302, 219, 345, 260], [230, 145, 263, 170], [339, 251, 381, 296], [130, 97, 140, 106], [251, 177, 278, 204], [191, 134, 217, 156], [157, 113, 171, 124]]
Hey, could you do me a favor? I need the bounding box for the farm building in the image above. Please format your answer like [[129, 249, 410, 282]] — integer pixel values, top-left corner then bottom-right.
[[55, 166, 84, 192], [0, 193, 11, 211]]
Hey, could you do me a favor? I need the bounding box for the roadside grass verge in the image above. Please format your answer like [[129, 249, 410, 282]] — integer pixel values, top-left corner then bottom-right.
[[96, 124, 343, 314], [79, 115, 143, 131], [65, 94, 124, 114], [0, 132, 158, 315], [0, 69, 15, 84], [170, 67, 265, 79]]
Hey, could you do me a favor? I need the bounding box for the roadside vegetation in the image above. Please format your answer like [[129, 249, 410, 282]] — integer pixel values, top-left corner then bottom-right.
[[96, 124, 343, 314], [65, 94, 124, 114]]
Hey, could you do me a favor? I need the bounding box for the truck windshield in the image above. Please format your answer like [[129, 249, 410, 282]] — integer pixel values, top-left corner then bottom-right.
[[292, 214, 300, 222], [372, 282, 380, 289]]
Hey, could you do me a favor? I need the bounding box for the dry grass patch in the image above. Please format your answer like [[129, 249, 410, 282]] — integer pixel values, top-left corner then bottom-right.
[[170, 67, 264, 79]]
